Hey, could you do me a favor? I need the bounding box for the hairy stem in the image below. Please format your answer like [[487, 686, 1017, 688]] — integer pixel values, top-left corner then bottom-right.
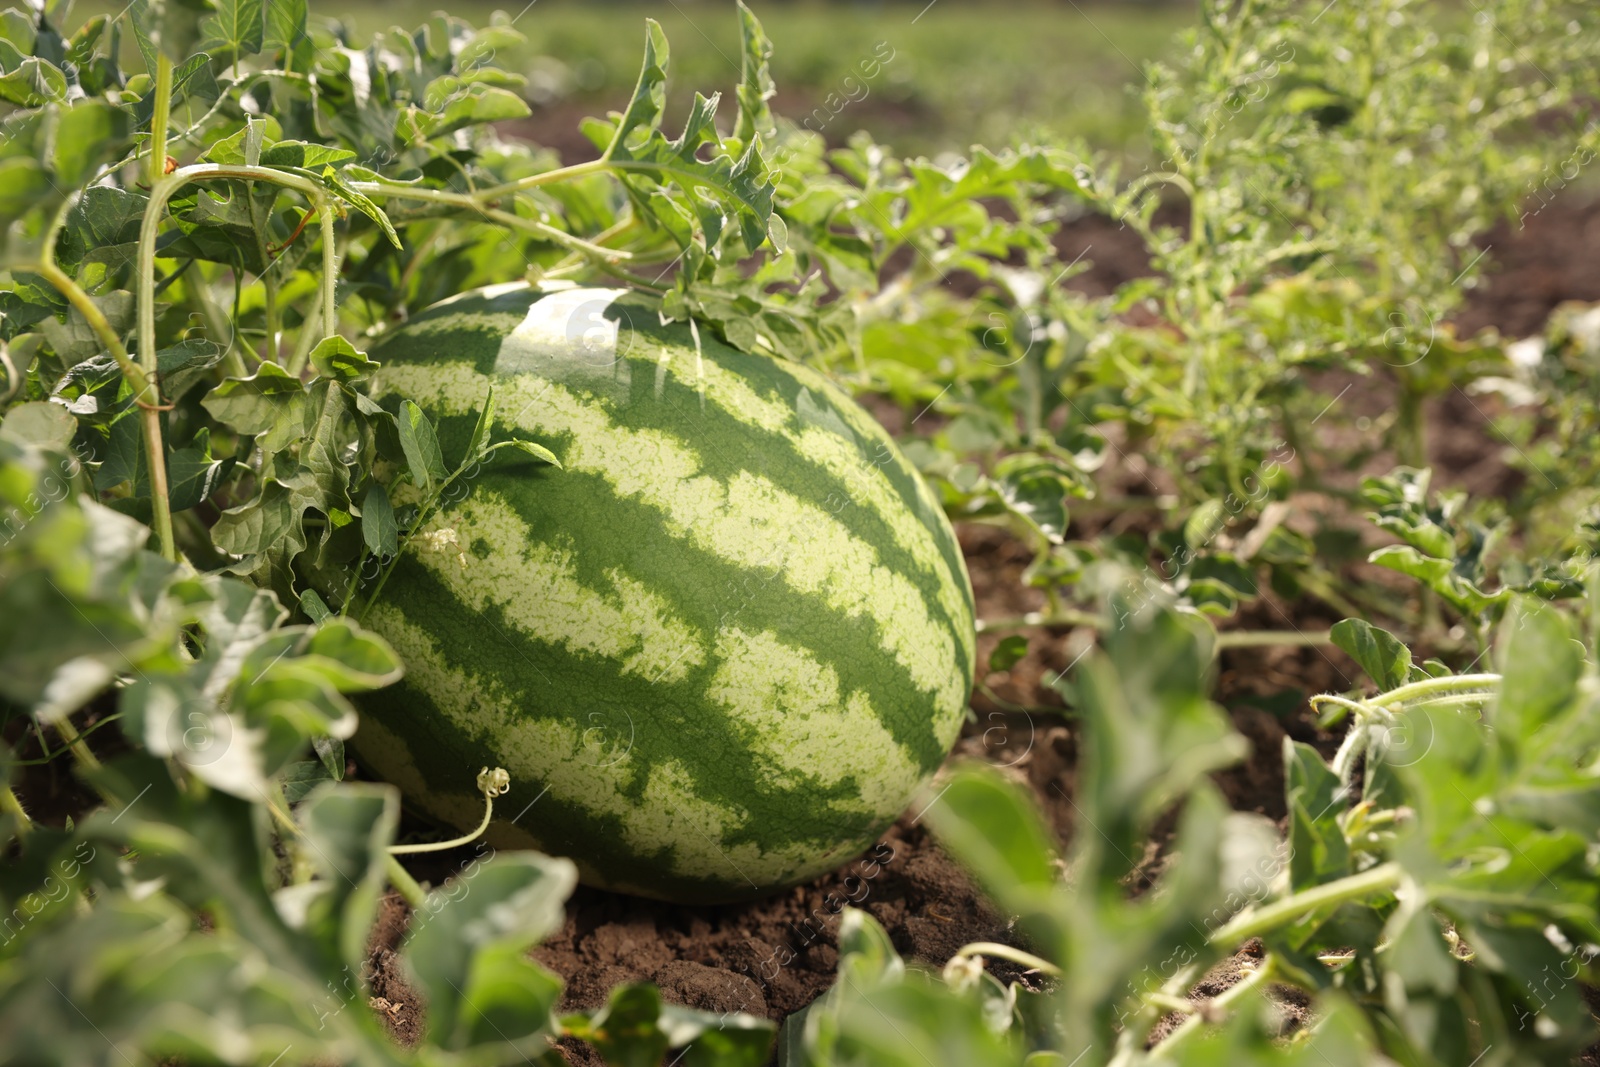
[[1148, 953, 1276, 1058], [1376, 674, 1499, 709], [388, 793, 496, 855], [1214, 629, 1333, 650], [33, 263, 149, 393], [146, 53, 172, 187], [136, 166, 339, 558], [974, 609, 1105, 634], [251, 199, 280, 362], [1, 785, 33, 836], [471, 157, 612, 201], [945, 942, 1062, 977], [1210, 862, 1403, 946], [52, 716, 103, 773], [139, 166, 339, 384], [347, 180, 635, 263], [386, 857, 429, 910]]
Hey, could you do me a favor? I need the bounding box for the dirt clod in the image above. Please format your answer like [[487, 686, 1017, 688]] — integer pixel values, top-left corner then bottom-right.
[[654, 960, 768, 1017]]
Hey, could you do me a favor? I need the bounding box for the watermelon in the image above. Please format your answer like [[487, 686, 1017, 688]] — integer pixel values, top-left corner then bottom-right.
[[356, 283, 975, 903]]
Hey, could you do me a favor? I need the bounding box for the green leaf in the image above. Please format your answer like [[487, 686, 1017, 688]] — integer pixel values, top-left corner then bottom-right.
[[279, 757, 333, 802], [603, 19, 670, 159], [828, 973, 1018, 1067], [1284, 740, 1349, 890], [923, 765, 1059, 915], [1368, 544, 1452, 585], [166, 433, 227, 512], [490, 437, 562, 467], [361, 482, 397, 558], [988, 634, 1028, 673], [200, 0, 263, 62], [835, 907, 903, 987], [50, 100, 128, 188], [408, 84, 530, 139], [320, 167, 402, 249], [1183, 498, 1228, 548], [201, 362, 306, 452], [1494, 598, 1583, 744], [1330, 618, 1413, 691], [261, 0, 306, 53], [156, 337, 227, 400], [94, 414, 141, 492], [294, 783, 396, 970], [0, 56, 66, 106], [129, 0, 211, 64], [297, 617, 403, 690], [308, 335, 378, 381], [397, 400, 447, 492], [298, 587, 332, 623], [258, 140, 355, 169], [464, 383, 498, 466], [0, 401, 76, 451], [406, 852, 577, 1051], [586, 19, 777, 255], [733, 1, 776, 143], [992, 454, 1075, 544], [0, 158, 51, 226], [1067, 593, 1244, 879], [662, 1004, 775, 1067], [570, 984, 671, 1067], [201, 115, 282, 166]]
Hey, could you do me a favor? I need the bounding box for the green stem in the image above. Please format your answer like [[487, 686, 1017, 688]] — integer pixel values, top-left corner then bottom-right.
[[139, 165, 338, 383], [1395, 382, 1427, 469], [341, 542, 369, 615], [1, 785, 32, 837], [252, 203, 280, 363], [349, 181, 635, 264], [1376, 674, 1499, 709], [34, 263, 150, 393], [388, 793, 495, 854], [471, 157, 613, 201], [1214, 629, 1333, 650], [52, 716, 103, 773], [1148, 953, 1276, 1058], [386, 857, 429, 910], [945, 942, 1061, 977], [974, 609, 1104, 634], [976, 613, 1332, 652], [147, 53, 172, 187], [1210, 862, 1403, 946], [356, 445, 490, 622], [185, 267, 248, 377], [141, 54, 181, 564], [135, 166, 338, 558], [286, 298, 322, 376]]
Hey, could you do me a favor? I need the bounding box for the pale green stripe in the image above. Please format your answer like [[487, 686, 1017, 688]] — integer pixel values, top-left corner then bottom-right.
[[707, 626, 927, 821]]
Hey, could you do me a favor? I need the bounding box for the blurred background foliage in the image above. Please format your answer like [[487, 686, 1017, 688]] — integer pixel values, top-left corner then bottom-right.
[[71, 0, 1188, 157]]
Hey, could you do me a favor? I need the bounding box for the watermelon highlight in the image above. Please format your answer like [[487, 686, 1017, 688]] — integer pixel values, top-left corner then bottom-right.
[[357, 284, 975, 903]]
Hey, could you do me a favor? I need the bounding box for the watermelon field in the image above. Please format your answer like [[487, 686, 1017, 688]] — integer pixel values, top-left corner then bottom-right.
[[4, 0, 1600, 1064]]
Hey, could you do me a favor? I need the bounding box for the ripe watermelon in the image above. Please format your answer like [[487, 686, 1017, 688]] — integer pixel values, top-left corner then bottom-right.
[[357, 284, 975, 903]]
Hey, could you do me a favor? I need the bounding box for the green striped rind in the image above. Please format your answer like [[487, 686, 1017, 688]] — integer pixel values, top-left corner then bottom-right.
[[357, 284, 975, 902]]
